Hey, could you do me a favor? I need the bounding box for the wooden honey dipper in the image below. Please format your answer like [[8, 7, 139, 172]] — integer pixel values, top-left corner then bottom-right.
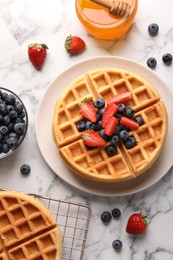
[[90, 0, 131, 18]]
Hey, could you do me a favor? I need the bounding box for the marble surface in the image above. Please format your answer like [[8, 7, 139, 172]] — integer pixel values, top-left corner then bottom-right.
[[1, 0, 173, 259]]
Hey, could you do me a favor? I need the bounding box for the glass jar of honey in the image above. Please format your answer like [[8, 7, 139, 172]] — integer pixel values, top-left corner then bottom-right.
[[75, 0, 138, 40]]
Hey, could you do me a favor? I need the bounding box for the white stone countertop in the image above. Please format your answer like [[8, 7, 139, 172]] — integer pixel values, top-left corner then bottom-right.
[[1, 0, 173, 259]]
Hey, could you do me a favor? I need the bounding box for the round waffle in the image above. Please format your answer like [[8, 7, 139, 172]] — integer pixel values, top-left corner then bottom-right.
[[52, 68, 168, 182], [0, 190, 62, 260]]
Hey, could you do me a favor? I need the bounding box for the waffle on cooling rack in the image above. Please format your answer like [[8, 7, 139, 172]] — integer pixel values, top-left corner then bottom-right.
[[0, 190, 62, 260], [52, 68, 168, 182]]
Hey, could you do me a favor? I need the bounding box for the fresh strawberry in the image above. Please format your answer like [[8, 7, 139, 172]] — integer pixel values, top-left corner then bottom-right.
[[104, 116, 119, 136], [120, 116, 139, 130], [28, 43, 48, 70], [108, 92, 132, 105], [79, 100, 97, 123], [102, 103, 119, 127], [126, 213, 147, 235], [64, 35, 86, 54], [83, 130, 106, 147]]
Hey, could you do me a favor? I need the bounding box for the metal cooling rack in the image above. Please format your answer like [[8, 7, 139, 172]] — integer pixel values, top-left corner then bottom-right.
[[29, 193, 91, 260], [0, 189, 91, 260]]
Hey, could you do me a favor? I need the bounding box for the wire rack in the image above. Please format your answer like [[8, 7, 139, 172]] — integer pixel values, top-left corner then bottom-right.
[[0, 189, 91, 260]]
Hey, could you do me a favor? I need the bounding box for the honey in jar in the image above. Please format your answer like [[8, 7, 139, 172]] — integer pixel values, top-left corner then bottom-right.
[[75, 0, 138, 40]]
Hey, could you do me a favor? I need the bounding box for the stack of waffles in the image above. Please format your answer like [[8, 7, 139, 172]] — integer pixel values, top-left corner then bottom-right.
[[0, 191, 62, 260], [52, 68, 168, 182]]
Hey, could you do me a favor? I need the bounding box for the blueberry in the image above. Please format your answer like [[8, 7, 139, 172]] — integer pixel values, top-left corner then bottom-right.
[[5, 94, 16, 105], [162, 53, 172, 65], [20, 164, 31, 176], [0, 114, 2, 122], [110, 134, 120, 145], [148, 23, 159, 36], [115, 113, 122, 120], [99, 129, 110, 141], [0, 126, 8, 136], [85, 121, 97, 130], [147, 57, 157, 69], [7, 105, 14, 112], [115, 124, 129, 134], [96, 113, 102, 121], [14, 122, 26, 135], [134, 116, 144, 126], [2, 115, 10, 126], [1, 92, 7, 101], [124, 136, 137, 149], [106, 145, 117, 156], [14, 101, 24, 113], [98, 108, 105, 118], [97, 120, 103, 131], [101, 211, 112, 223], [94, 98, 105, 109], [0, 133, 2, 141], [119, 130, 129, 141], [118, 103, 126, 114], [112, 239, 122, 251], [112, 208, 121, 218], [9, 110, 18, 119], [0, 103, 7, 115], [125, 107, 134, 118], [77, 120, 86, 132], [1, 143, 10, 153], [6, 136, 18, 149], [7, 122, 14, 132]]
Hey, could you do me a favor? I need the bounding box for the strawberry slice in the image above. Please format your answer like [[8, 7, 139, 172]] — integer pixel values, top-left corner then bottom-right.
[[79, 100, 97, 123], [108, 92, 132, 105], [120, 116, 139, 130], [104, 116, 119, 136], [102, 103, 119, 127], [83, 130, 106, 147]]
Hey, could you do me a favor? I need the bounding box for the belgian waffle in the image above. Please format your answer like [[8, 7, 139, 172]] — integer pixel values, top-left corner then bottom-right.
[[52, 68, 168, 182], [0, 191, 62, 260]]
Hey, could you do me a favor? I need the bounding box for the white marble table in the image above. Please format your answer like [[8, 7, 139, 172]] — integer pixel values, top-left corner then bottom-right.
[[1, 0, 173, 259]]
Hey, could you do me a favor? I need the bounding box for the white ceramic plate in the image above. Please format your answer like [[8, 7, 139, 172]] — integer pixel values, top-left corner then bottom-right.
[[35, 56, 173, 197]]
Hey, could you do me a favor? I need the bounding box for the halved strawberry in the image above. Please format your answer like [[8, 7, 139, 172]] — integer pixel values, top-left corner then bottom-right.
[[79, 100, 97, 123], [108, 92, 132, 105], [102, 103, 119, 127], [104, 116, 119, 136], [120, 116, 139, 130], [83, 130, 106, 147]]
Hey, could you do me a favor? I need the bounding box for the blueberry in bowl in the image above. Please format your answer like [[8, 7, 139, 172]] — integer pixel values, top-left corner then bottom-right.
[[0, 88, 28, 159]]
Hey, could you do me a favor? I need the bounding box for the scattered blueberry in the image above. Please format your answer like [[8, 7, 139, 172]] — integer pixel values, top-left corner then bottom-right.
[[106, 145, 117, 156], [110, 134, 120, 146], [20, 164, 31, 176], [115, 113, 122, 120], [148, 23, 159, 36], [94, 98, 105, 109], [124, 136, 137, 149], [77, 120, 86, 132], [112, 239, 122, 251], [134, 116, 144, 126], [125, 107, 134, 118], [119, 130, 129, 141], [162, 53, 172, 65], [98, 108, 105, 118], [147, 57, 157, 69], [101, 211, 112, 223], [112, 208, 121, 218]]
